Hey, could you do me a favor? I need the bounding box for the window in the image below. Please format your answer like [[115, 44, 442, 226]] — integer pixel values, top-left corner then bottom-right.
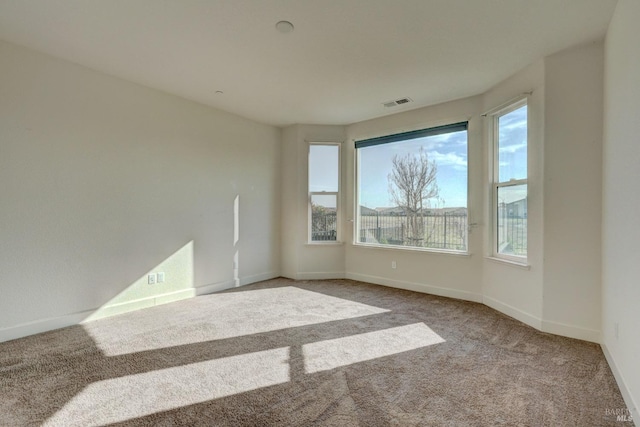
[[308, 143, 340, 242], [355, 122, 468, 252], [492, 100, 527, 260]]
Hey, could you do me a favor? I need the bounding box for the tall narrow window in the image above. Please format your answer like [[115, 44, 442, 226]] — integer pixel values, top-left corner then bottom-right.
[[308, 144, 340, 242], [493, 100, 527, 260], [355, 122, 468, 252]]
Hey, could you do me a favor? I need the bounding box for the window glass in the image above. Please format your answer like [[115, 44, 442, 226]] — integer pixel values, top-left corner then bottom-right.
[[497, 184, 527, 256], [309, 144, 339, 242], [495, 102, 527, 259], [311, 194, 337, 242], [356, 126, 468, 252], [498, 105, 527, 182], [309, 145, 339, 192]]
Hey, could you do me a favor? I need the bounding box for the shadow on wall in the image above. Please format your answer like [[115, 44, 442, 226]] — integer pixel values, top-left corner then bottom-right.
[[0, 238, 197, 343], [1, 189, 245, 342], [86, 191, 244, 322], [82, 240, 195, 322]]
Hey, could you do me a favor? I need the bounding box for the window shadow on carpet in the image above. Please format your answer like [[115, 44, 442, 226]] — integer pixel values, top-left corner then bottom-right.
[[0, 278, 630, 426]]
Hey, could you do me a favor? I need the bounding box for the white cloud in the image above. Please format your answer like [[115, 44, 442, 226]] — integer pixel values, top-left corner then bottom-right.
[[500, 120, 526, 131], [430, 150, 467, 169], [499, 141, 526, 153], [424, 132, 467, 149]]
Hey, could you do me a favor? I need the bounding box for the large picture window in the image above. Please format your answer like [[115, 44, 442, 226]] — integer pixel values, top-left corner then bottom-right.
[[492, 100, 527, 260], [355, 122, 468, 252], [308, 143, 340, 242]]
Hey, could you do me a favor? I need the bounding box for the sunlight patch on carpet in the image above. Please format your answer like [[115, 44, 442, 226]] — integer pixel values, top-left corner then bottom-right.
[[44, 347, 290, 426], [303, 323, 444, 373], [84, 286, 389, 356]]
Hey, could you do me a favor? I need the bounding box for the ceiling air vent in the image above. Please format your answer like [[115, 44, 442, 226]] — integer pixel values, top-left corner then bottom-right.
[[383, 97, 413, 108]]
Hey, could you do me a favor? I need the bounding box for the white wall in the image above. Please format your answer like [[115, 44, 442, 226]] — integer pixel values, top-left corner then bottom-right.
[[543, 42, 604, 340], [602, 0, 640, 418], [341, 45, 604, 343], [280, 126, 300, 279], [345, 97, 485, 302], [0, 40, 281, 341], [480, 44, 605, 344], [481, 60, 546, 329], [280, 124, 346, 280], [1, 24, 626, 404]]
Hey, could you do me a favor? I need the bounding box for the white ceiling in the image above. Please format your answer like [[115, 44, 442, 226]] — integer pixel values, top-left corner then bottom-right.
[[0, 0, 617, 127]]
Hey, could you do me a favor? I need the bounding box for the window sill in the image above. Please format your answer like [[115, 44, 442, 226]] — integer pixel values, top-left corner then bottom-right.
[[352, 242, 469, 257], [485, 256, 530, 270], [305, 241, 344, 246]]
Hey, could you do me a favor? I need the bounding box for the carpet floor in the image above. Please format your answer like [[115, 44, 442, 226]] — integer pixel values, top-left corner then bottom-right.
[[0, 278, 631, 426]]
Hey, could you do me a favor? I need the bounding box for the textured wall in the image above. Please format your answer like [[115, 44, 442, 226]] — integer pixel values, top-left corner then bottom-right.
[[0, 40, 281, 340], [602, 0, 640, 418]]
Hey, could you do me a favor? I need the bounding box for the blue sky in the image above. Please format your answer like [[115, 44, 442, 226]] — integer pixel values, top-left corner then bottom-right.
[[309, 145, 339, 209], [309, 145, 339, 193], [309, 105, 527, 210], [498, 105, 527, 182], [358, 130, 468, 209], [358, 105, 527, 209], [497, 105, 528, 203]]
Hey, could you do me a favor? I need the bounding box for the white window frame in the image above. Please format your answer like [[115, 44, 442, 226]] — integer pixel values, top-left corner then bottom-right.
[[353, 121, 469, 254], [490, 97, 528, 263], [308, 142, 341, 244]]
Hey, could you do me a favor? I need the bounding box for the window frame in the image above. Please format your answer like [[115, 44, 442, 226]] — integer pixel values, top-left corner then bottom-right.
[[353, 121, 469, 254], [308, 142, 341, 244], [490, 97, 528, 263]]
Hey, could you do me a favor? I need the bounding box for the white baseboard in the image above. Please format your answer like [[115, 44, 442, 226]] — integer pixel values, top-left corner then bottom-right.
[[541, 319, 600, 343], [346, 272, 483, 303], [296, 271, 346, 280], [0, 309, 94, 343], [241, 271, 280, 286], [1, 271, 280, 343], [602, 343, 639, 422], [195, 279, 236, 295], [83, 289, 196, 322], [482, 295, 542, 331], [482, 297, 601, 344], [0, 288, 198, 343], [279, 272, 296, 280], [343, 275, 600, 344], [195, 271, 280, 296]]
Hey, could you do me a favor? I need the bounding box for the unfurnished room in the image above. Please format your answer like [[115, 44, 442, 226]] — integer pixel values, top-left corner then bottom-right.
[[0, 1, 638, 425]]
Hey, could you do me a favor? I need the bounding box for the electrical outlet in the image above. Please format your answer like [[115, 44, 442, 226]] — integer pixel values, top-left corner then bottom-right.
[[148, 274, 156, 285], [391, 261, 397, 269], [157, 272, 165, 283]]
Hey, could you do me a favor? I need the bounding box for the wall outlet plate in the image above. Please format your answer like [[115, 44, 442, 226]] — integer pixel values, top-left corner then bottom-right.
[[148, 274, 156, 285], [157, 272, 165, 283]]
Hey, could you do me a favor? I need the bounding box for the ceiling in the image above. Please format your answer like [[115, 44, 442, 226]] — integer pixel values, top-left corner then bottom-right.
[[0, 0, 617, 127]]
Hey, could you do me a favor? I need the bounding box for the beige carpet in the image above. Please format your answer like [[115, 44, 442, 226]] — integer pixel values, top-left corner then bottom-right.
[[0, 278, 631, 426]]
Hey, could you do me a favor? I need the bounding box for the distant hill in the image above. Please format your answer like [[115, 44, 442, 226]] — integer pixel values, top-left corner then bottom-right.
[[359, 206, 378, 215]]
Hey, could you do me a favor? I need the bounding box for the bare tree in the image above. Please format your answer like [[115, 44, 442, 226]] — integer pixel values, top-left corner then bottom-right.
[[388, 147, 439, 245]]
